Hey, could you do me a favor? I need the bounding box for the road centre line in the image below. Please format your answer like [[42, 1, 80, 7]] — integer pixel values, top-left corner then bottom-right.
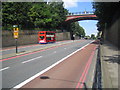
[[1, 44, 63, 62], [1, 40, 83, 62], [0, 67, 10, 72], [22, 56, 43, 64], [13, 40, 94, 88], [1, 40, 71, 52]]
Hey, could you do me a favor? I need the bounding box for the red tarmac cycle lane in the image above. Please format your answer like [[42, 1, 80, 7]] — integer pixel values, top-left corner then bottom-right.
[[20, 41, 98, 88]]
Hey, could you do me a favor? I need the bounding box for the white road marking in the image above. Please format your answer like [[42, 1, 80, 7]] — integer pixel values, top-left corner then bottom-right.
[[0, 67, 10, 72], [22, 56, 43, 64], [13, 40, 94, 89], [54, 51, 57, 53], [64, 48, 67, 49]]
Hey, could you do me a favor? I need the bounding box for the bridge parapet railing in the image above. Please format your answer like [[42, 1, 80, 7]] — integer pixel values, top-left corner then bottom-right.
[[67, 11, 94, 16]]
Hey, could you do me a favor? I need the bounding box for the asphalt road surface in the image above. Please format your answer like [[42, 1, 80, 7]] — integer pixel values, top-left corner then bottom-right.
[[1, 40, 98, 89]]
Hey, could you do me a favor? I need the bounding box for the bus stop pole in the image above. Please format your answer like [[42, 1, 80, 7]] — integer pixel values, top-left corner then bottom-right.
[[15, 39, 18, 53]]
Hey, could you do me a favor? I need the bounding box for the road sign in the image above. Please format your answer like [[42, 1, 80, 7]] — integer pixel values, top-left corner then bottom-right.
[[14, 32, 18, 38], [13, 28, 19, 39]]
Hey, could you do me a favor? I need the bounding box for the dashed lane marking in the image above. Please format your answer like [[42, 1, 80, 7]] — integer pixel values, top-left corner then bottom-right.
[[0, 67, 10, 72], [54, 51, 57, 53], [1, 40, 82, 61], [22, 56, 43, 64]]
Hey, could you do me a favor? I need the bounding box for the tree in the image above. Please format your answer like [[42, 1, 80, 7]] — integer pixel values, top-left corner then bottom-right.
[[28, 2, 52, 29], [2, 2, 33, 30], [2, 2, 68, 30], [91, 34, 96, 39], [49, 2, 68, 29], [63, 22, 85, 39], [73, 22, 85, 37], [92, 2, 120, 31], [25, 2, 68, 30]]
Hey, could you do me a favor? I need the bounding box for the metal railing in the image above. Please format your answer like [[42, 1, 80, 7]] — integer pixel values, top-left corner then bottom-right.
[[67, 11, 94, 16]]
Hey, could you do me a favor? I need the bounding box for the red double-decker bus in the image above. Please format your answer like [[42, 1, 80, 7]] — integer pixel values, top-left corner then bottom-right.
[[38, 31, 56, 44]]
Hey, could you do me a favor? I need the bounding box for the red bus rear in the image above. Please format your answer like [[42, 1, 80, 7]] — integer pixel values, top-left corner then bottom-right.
[[38, 31, 56, 44]]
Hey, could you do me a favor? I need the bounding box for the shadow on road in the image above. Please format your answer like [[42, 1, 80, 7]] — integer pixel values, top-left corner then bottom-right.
[[40, 76, 88, 89]]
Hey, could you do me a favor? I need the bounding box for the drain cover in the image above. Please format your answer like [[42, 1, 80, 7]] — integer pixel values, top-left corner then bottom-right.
[[40, 76, 50, 79]]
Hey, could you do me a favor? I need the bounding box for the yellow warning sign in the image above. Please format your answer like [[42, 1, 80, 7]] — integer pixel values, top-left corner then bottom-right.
[[13, 28, 19, 39], [14, 32, 18, 38]]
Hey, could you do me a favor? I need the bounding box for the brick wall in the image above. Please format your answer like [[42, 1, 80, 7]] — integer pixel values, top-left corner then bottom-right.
[[2, 30, 71, 47]]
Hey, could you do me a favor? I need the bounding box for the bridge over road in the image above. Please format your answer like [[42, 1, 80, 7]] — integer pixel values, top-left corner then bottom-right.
[[65, 11, 98, 22]]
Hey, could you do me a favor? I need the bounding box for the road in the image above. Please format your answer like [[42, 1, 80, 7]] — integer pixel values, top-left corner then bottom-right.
[[1, 40, 99, 89], [1, 40, 73, 59]]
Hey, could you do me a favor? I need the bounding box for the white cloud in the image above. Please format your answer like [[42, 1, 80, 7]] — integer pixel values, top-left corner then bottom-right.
[[62, 0, 79, 8]]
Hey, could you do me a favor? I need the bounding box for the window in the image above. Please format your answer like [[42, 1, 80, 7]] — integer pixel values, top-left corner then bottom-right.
[[40, 33, 44, 34], [46, 37, 51, 40], [40, 36, 44, 40]]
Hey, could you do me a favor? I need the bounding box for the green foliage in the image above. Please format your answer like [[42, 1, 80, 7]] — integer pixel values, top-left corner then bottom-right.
[[90, 34, 96, 39], [64, 22, 86, 38], [72, 22, 85, 37], [2, 2, 68, 30], [92, 2, 120, 31], [84, 35, 90, 39], [48, 2, 68, 29], [28, 2, 52, 28], [2, 2, 33, 30]]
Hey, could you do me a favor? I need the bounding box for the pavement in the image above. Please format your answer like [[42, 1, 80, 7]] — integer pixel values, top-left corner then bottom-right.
[[100, 41, 119, 89]]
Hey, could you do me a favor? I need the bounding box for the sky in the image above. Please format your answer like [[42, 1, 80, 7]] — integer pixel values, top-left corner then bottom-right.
[[62, 0, 98, 36]]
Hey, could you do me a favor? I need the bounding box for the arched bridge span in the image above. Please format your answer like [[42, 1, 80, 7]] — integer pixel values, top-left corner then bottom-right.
[[65, 11, 98, 23]]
